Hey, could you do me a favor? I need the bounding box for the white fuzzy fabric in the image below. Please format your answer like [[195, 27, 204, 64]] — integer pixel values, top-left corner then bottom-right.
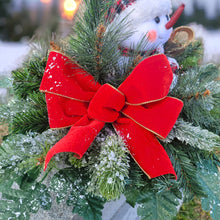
[[118, 0, 173, 22], [111, 0, 173, 51]]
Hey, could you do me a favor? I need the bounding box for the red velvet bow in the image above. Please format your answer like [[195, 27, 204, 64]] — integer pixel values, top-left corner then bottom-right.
[[40, 51, 183, 179]]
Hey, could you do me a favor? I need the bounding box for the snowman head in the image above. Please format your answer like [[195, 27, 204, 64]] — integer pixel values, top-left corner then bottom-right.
[[109, 0, 184, 52]]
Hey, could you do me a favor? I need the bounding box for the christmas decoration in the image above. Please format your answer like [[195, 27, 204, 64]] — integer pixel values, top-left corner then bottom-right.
[[108, 0, 184, 57], [40, 51, 183, 179], [0, 0, 219, 220]]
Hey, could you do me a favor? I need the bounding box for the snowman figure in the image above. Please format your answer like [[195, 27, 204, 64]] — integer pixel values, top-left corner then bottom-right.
[[109, 0, 185, 76]]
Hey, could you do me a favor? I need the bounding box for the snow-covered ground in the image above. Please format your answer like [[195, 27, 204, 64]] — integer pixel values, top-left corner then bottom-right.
[[0, 41, 30, 75], [0, 41, 30, 104]]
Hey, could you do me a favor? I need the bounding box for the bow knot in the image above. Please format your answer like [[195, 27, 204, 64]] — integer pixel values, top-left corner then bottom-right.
[[88, 84, 125, 123], [40, 51, 183, 179]]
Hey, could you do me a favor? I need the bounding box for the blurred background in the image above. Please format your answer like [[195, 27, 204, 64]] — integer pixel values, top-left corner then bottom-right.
[[0, 0, 220, 41], [0, 0, 220, 100], [0, 0, 82, 41]]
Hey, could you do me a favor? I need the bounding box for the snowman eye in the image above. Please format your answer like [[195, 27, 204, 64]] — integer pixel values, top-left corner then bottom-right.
[[154, 16, 160, 24], [166, 15, 170, 21]]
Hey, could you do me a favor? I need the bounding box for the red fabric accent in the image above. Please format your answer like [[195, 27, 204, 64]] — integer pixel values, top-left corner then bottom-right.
[[119, 54, 173, 104], [40, 51, 100, 102], [40, 51, 183, 179], [166, 4, 185, 30], [88, 84, 125, 123], [123, 97, 183, 139], [44, 93, 88, 128], [43, 115, 105, 170], [114, 120, 176, 179]]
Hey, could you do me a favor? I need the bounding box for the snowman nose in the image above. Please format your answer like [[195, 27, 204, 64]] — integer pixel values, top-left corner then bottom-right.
[[165, 4, 185, 30]]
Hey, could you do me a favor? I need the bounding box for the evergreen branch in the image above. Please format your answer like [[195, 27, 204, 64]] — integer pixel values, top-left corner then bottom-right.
[[165, 119, 220, 151], [0, 0, 219, 219], [171, 64, 220, 133], [0, 76, 12, 89], [87, 133, 130, 200], [124, 157, 149, 207], [171, 64, 219, 100], [94, 23, 106, 82], [12, 107, 49, 134], [0, 173, 52, 219], [0, 129, 65, 170], [66, 0, 134, 86], [2, 92, 49, 134], [12, 55, 47, 99], [50, 167, 105, 220], [0, 103, 12, 124], [0, 92, 48, 135], [164, 143, 205, 201], [0, 129, 67, 219], [176, 41, 203, 71], [197, 159, 220, 220], [136, 184, 181, 220]]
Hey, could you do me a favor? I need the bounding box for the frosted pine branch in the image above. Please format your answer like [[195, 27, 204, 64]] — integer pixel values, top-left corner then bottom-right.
[[165, 119, 220, 151], [87, 133, 129, 200]]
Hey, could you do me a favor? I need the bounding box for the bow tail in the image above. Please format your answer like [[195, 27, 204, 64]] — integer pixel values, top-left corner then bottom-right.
[[114, 120, 177, 179], [44, 115, 105, 170]]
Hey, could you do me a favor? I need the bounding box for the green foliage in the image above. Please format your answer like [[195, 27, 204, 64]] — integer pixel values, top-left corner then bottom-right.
[[136, 183, 182, 220], [0, 129, 66, 219], [50, 168, 105, 220], [0, 0, 220, 219], [69, 194, 104, 220], [0, 76, 12, 89], [0, 167, 51, 219], [174, 198, 212, 220], [11, 93, 49, 134], [171, 63, 220, 134], [69, 154, 84, 168], [88, 134, 130, 201], [67, 0, 133, 86], [176, 41, 203, 71], [0, 94, 49, 134], [166, 119, 220, 151], [124, 159, 147, 207], [0, 129, 65, 172], [164, 143, 206, 201], [12, 55, 47, 99], [197, 160, 220, 220], [0, 48, 50, 134]]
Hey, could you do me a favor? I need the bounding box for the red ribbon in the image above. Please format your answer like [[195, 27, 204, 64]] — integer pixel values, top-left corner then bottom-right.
[[40, 51, 183, 179]]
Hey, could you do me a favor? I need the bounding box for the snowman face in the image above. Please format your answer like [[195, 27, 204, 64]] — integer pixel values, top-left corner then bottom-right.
[[120, 14, 173, 51]]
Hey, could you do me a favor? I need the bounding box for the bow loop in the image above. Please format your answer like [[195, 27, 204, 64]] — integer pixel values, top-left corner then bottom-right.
[[122, 97, 183, 139], [119, 54, 173, 105], [88, 84, 125, 123], [40, 51, 100, 102]]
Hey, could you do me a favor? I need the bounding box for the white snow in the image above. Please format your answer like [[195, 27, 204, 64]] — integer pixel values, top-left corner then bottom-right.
[[0, 41, 30, 104], [0, 41, 30, 75]]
